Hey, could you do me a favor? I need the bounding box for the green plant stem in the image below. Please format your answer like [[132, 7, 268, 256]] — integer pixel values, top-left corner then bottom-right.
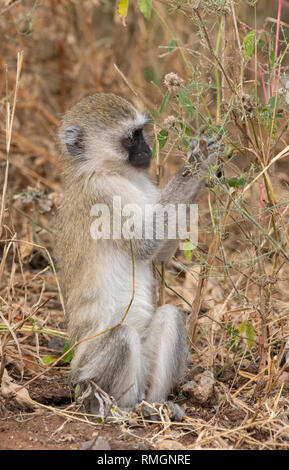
[[0, 324, 67, 339], [215, 18, 223, 123]]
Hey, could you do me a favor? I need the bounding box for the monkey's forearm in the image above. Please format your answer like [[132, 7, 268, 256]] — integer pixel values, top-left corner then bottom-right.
[[159, 166, 206, 205], [128, 169, 206, 261], [153, 239, 179, 264]]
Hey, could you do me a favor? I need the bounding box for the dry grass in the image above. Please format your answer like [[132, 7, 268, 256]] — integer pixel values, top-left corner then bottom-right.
[[0, 0, 289, 450]]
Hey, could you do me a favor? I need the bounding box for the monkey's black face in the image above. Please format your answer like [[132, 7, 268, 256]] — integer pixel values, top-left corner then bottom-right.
[[122, 129, 152, 169]]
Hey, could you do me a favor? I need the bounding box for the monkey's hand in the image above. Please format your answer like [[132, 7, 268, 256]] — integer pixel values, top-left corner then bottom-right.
[[184, 135, 224, 178]]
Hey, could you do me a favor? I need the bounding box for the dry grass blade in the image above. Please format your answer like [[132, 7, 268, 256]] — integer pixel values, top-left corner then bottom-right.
[[0, 51, 24, 237]]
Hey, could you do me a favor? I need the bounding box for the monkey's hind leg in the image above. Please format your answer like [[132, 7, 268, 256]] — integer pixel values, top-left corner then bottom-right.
[[71, 324, 145, 412], [144, 304, 188, 403]]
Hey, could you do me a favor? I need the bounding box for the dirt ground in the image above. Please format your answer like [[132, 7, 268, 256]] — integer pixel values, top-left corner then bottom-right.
[[1, 345, 289, 450]]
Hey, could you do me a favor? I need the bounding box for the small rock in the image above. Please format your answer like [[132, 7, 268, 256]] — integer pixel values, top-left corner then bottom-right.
[[156, 439, 185, 450], [182, 370, 215, 403], [48, 337, 66, 353], [134, 442, 148, 450], [276, 371, 289, 387], [240, 359, 251, 370], [1, 369, 38, 411], [80, 438, 111, 450]]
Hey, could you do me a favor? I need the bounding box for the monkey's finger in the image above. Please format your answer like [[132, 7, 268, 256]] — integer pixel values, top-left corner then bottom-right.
[[203, 134, 222, 146], [187, 138, 200, 155], [208, 143, 225, 154], [207, 138, 224, 148]]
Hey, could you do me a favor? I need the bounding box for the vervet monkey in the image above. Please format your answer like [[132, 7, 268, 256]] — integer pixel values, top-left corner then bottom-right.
[[55, 93, 222, 412]]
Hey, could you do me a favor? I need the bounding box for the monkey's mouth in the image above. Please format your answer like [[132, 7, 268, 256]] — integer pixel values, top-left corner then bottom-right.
[[129, 150, 152, 169]]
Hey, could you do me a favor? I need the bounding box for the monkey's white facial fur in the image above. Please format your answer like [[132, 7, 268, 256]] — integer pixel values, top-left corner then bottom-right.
[[58, 93, 151, 175]]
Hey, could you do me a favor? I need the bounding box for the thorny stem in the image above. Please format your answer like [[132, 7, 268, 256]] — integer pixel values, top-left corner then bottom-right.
[[193, 7, 235, 95]]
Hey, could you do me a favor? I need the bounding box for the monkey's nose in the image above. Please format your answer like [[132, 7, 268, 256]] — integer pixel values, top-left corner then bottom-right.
[[145, 147, 152, 158]]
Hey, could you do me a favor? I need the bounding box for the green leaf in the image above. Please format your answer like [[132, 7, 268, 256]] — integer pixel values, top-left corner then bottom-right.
[[184, 250, 192, 261], [238, 321, 246, 335], [62, 341, 74, 363], [226, 323, 239, 350], [242, 30, 255, 60], [206, 124, 227, 137], [74, 383, 81, 401], [227, 177, 246, 188], [239, 321, 255, 349], [179, 122, 191, 136], [269, 48, 275, 68], [258, 38, 266, 51], [157, 129, 168, 149], [152, 129, 168, 158], [159, 91, 170, 114], [143, 66, 156, 83], [266, 95, 278, 110], [183, 240, 194, 261], [137, 0, 152, 20], [260, 96, 279, 138], [167, 38, 178, 52], [177, 89, 194, 118], [40, 355, 57, 366], [117, 0, 129, 19], [246, 323, 255, 349]]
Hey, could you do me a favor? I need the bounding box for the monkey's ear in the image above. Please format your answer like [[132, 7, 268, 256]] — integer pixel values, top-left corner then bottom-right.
[[61, 125, 85, 158]]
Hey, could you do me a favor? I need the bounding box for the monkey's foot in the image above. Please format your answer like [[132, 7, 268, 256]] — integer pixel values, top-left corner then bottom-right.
[[136, 400, 185, 422], [77, 380, 123, 420]]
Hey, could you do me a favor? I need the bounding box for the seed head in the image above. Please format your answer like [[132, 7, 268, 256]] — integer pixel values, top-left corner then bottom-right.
[[163, 115, 179, 129], [164, 72, 184, 92]]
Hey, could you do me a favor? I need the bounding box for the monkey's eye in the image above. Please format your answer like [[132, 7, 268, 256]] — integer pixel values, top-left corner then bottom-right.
[[122, 129, 143, 150], [122, 135, 134, 148]]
